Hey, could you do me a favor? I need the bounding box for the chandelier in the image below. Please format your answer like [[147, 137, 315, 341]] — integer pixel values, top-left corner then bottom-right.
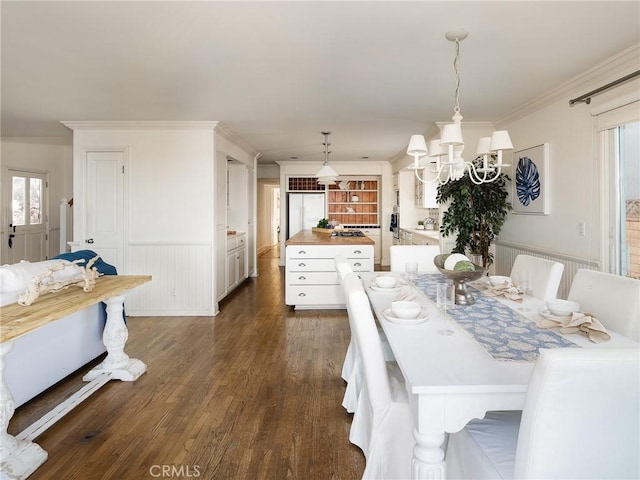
[[315, 131, 339, 185], [408, 30, 513, 185]]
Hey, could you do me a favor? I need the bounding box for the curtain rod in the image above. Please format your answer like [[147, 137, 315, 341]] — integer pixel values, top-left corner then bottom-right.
[[569, 70, 640, 106]]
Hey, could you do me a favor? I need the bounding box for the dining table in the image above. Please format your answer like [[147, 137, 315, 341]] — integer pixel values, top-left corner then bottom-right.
[[361, 271, 639, 480]]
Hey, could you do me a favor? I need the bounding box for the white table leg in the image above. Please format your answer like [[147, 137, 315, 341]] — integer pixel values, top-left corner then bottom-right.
[[83, 294, 146, 382], [0, 342, 47, 480], [412, 428, 446, 480]]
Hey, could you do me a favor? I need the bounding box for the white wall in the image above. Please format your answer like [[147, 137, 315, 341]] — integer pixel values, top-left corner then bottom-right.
[[497, 45, 640, 266], [67, 123, 219, 315], [0, 136, 73, 261]]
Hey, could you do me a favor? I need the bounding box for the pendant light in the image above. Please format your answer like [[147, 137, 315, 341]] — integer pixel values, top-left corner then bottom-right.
[[315, 131, 338, 185], [408, 30, 513, 185]]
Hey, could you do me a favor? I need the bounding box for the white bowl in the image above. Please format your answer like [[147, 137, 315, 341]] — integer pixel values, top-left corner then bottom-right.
[[391, 300, 421, 319], [489, 275, 511, 287], [444, 253, 470, 271], [375, 275, 398, 289], [546, 299, 581, 317]]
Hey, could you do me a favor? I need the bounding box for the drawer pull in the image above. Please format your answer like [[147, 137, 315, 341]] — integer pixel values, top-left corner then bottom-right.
[[354, 249, 362, 254], [298, 292, 306, 297], [298, 250, 306, 255], [298, 276, 306, 280], [298, 262, 306, 267], [354, 262, 362, 267]]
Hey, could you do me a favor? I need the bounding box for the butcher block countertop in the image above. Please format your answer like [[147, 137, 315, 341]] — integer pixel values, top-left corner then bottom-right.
[[0, 275, 151, 343], [286, 230, 375, 246]]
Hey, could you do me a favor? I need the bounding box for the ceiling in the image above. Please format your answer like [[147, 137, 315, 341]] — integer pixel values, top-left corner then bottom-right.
[[2, 1, 639, 165]]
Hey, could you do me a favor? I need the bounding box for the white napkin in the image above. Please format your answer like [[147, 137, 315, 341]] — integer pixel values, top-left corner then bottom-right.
[[536, 311, 610, 343], [484, 284, 523, 303]]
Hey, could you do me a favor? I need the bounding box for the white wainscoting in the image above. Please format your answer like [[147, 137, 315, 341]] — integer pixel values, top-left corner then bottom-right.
[[127, 242, 213, 316], [495, 241, 600, 299]]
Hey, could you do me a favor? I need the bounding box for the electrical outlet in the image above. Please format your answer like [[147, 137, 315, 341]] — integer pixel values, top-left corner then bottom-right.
[[578, 222, 586, 237]]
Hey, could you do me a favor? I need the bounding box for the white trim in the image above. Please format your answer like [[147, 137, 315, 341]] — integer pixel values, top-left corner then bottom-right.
[[61, 121, 219, 130], [496, 43, 640, 127], [590, 92, 640, 117]]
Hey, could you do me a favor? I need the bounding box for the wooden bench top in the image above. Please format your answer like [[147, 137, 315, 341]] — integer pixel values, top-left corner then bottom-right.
[[0, 275, 151, 343]]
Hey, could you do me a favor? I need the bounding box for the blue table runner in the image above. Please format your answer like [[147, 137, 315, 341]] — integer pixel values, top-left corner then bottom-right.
[[410, 274, 578, 362]]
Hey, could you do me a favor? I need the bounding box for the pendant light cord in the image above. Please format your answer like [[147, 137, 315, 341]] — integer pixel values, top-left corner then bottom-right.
[[453, 38, 461, 115]]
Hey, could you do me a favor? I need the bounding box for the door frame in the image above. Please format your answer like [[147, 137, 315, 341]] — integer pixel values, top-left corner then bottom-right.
[[594, 97, 639, 275]]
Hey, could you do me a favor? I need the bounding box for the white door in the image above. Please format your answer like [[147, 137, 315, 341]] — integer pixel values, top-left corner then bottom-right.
[[4, 169, 47, 263], [83, 149, 125, 269]]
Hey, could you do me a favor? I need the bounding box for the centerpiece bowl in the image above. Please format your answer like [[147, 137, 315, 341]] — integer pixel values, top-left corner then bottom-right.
[[434, 254, 487, 305]]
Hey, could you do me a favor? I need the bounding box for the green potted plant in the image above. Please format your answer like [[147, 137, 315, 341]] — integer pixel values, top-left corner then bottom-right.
[[437, 156, 512, 268], [417, 220, 425, 230]]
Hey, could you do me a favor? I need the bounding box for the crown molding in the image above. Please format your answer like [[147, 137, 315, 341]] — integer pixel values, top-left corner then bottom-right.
[[215, 122, 260, 157], [496, 43, 640, 127], [60, 120, 220, 130]]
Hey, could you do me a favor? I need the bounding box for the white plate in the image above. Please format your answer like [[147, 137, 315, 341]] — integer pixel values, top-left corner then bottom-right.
[[538, 308, 571, 321], [370, 284, 402, 293], [383, 307, 429, 324]]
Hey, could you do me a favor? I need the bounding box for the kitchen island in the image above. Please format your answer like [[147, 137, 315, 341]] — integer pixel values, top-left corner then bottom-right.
[[285, 230, 374, 309]]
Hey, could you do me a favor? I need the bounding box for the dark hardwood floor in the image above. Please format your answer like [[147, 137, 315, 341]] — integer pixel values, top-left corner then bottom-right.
[[9, 251, 365, 479]]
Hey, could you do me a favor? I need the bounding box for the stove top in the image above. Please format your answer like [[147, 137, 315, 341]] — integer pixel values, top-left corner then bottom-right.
[[330, 230, 365, 238]]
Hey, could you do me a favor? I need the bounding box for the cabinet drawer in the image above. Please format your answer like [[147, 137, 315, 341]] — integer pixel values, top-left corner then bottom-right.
[[227, 234, 246, 251], [287, 259, 338, 272], [348, 258, 374, 271], [286, 285, 345, 306], [286, 245, 373, 259], [287, 258, 373, 272], [287, 271, 339, 285]]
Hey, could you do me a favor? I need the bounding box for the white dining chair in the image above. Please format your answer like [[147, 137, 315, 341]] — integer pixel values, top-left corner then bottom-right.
[[335, 255, 361, 413], [446, 348, 640, 480], [567, 268, 640, 342], [342, 272, 414, 480], [509, 254, 564, 301], [337, 256, 395, 414], [335, 254, 353, 286], [390, 245, 440, 274]]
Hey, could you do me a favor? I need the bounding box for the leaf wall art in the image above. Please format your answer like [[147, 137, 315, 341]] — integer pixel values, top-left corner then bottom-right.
[[512, 143, 549, 215]]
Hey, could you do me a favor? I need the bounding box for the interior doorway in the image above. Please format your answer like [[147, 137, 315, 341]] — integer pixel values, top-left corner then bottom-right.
[[257, 179, 281, 258]]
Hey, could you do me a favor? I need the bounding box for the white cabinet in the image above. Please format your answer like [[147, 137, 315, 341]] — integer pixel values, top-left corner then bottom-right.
[[225, 233, 247, 294], [361, 227, 381, 264], [411, 231, 439, 246], [399, 229, 413, 245], [285, 244, 374, 309], [414, 170, 438, 208]]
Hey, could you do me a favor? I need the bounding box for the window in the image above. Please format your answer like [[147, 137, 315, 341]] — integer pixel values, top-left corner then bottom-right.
[[11, 174, 44, 226], [595, 99, 640, 277]]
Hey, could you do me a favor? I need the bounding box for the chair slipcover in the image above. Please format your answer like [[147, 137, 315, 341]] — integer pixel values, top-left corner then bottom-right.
[[337, 255, 394, 414], [343, 273, 414, 479], [509, 254, 564, 301], [389, 245, 440, 274], [447, 348, 640, 479], [568, 268, 640, 342], [336, 254, 356, 382], [335, 255, 360, 413]]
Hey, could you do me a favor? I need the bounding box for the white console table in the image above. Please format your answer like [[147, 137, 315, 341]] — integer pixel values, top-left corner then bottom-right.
[[0, 275, 151, 480]]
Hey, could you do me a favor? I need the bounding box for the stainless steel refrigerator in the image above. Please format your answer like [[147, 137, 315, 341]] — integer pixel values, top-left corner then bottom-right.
[[288, 193, 326, 238]]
